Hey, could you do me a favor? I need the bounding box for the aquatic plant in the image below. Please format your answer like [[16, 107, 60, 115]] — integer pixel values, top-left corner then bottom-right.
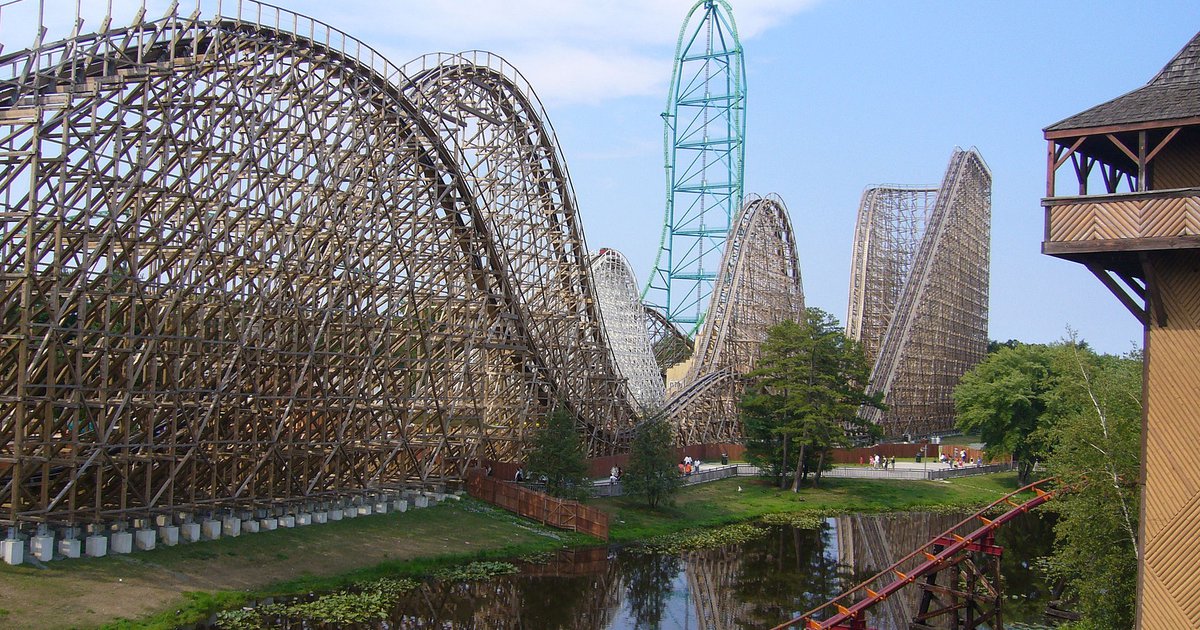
[[434, 560, 519, 581], [635, 522, 767, 554], [758, 512, 827, 529]]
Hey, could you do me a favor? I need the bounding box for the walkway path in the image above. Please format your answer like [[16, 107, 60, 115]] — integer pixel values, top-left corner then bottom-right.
[[592, 461, 1014, 496]]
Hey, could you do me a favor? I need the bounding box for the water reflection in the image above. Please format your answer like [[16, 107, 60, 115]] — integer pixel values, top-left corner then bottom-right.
[[211, 511, 1056, 629]]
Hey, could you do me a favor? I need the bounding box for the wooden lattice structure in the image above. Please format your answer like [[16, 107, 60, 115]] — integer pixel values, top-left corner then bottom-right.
[[1041, 30, 1200, 629], [590, 249, 665, 412], [846, 149, 991, 438], [664, 194, 805, 444], [0, 3, 639, 528]]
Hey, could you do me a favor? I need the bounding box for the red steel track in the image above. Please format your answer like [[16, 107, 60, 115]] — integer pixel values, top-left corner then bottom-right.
[[771, 478, 1062, 630]]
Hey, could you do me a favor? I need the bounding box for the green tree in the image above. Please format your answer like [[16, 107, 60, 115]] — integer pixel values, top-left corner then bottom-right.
[[1042, 342, 1141, 629], [740, 308, 882, 491], [953, 343, 1057, 484], [622, 414, 681, 508], [987, 338, 1021, 354], [525, 406, 590, 500]]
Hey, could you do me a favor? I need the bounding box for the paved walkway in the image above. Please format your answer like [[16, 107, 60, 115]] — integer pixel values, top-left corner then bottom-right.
[[591, 461, 1015, 496], [821, 461, 1013, 480]]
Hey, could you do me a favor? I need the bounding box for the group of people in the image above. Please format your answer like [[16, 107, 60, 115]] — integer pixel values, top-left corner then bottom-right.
[[865, 454, 896, 470], [677, 455, 701, 476], [608, 466, 623, 484], [940, 449, 982, 469]]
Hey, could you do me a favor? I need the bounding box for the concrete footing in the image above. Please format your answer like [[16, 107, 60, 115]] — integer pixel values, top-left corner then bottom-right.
[[158, 526, 179, 546], [201, 520, 222, 541], [4, 487, 432, 565], [85, 535, 108, 557], [181, 523, 201, 543], [110, 531, 133, 554], [134, 529, 156, 551], [29, 534, 54, 562], [2, 539, 23, 565], [58, 537, 81, 559]]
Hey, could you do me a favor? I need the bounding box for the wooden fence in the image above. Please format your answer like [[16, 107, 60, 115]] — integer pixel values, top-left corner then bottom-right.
[[465, 472, 609, 540]]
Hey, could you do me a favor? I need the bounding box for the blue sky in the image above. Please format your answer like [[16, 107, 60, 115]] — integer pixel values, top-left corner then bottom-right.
[[333, 0, 1199, 355], [6, 0, 1198, 354]]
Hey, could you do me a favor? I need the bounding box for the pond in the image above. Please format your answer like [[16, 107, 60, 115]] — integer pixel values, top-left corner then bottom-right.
[[209, 510, 1059, 629]]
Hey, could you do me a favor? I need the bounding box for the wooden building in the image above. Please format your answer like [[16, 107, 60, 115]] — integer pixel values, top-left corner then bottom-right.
[[1042, 31, 1200, 628]]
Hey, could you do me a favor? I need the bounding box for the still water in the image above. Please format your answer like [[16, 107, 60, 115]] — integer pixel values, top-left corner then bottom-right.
[[217, 510, 1057, 629]]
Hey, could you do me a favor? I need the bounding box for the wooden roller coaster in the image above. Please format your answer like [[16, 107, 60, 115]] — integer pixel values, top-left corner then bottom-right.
[[771, 478, 1064, 630]]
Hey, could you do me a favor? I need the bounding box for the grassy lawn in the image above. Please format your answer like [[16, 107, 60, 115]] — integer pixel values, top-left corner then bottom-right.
[[0, 500, 590, 630], [601, 472, 1022, 542], [933, 433, 983, 446], [0, 471, 1021, 629]]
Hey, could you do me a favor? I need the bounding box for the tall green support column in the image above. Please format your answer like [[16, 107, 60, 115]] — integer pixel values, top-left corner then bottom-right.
[[643, 0, 746, 335]]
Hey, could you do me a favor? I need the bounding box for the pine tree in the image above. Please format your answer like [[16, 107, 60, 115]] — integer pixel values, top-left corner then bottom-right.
[[740, 308, 882, 491]]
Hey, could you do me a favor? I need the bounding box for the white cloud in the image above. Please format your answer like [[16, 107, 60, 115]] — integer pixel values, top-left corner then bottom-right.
[[0, 0, 823, 106], [297, 0, 825, 106]]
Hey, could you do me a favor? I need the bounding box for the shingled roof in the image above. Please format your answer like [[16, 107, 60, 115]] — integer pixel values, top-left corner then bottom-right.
[[1045, 31, 1200, 133]]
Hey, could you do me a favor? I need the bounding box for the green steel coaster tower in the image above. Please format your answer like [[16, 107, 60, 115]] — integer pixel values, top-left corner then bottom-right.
[[643, 0, 746, 334]]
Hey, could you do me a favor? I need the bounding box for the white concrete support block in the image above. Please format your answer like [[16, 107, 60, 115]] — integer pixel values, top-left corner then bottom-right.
[[29, 534, 54, 562], [241, 520, 259, 534], [201, 520, 222, 541], [357, 505, 372, 517], [158, 526, 179, 546], [313, 511, 328, 524], [2, 539, 23, 565], [180, 523, 201, 543], [279, 516, 295, 528], [260, 518, 278, 531], [110, 532, 133, 554], [414, 495, 429, 508], [329, 509, 343, 521], [58, 538, 81, 559], [222, 517, 241, 538], [344, 506, 358, 519], [134, 529, 156, 551], [374, 502, 388, 515], [85, 535, 108, 557], [296, 513, 311, 526], [393, 499, 408, 512]]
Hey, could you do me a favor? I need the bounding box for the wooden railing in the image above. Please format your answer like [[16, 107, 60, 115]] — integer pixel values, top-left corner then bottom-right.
[[465, 472, 609, 540]]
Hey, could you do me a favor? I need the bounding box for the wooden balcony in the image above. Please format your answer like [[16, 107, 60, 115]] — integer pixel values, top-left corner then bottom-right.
[[1043, 188, 1200, 257]]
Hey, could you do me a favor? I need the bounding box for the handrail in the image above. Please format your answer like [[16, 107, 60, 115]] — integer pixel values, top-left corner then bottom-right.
[[771, 477, 1064, 630]]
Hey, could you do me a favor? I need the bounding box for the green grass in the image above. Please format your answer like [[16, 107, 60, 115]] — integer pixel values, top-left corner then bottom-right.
[[932, 433, 983, 446], [600, 472, 1022, 542], [96, 501, 596, 629]]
